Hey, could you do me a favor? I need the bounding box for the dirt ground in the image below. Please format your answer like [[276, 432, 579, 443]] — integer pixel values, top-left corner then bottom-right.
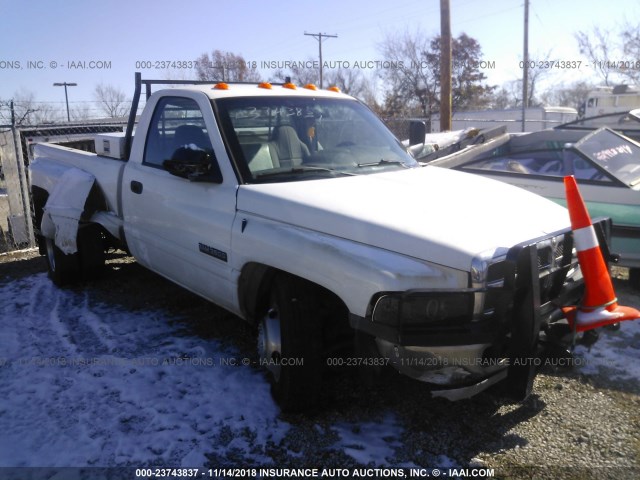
[[1, 248, 638, 479]]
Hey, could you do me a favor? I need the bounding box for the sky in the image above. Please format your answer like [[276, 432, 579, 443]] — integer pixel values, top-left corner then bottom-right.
[[1, 0, 638, 116]]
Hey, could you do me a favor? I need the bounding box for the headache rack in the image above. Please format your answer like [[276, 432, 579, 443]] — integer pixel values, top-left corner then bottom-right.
[[505, 217, 612, 329], [123, 72, 287, 160]]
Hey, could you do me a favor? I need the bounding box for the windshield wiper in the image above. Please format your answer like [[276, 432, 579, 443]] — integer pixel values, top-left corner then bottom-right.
[[357, 159, 410, 168], [255, 166, 357, 180]]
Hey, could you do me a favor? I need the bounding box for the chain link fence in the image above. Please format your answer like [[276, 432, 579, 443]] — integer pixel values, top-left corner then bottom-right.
[[0, 121, 128, 253]]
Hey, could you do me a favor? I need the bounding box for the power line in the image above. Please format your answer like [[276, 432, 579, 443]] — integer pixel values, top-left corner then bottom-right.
[[304, 32, 338, 88]]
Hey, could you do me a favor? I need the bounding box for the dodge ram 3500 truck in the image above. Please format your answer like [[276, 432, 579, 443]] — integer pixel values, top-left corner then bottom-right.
[[30, 74, 608, 411]]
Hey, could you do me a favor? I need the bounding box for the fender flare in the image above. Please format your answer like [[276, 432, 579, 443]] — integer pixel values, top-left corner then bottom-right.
[[40, 167, 96, 255]]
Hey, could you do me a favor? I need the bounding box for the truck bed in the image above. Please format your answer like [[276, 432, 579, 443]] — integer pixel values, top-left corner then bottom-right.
[[32, 143, 126, 219]]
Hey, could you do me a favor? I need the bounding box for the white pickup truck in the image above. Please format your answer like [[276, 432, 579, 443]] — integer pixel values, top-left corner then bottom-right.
[[30, 74, 606, 411]]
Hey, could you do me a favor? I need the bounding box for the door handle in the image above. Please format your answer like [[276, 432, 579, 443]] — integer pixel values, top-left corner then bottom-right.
[[130, 180, 143, 194]]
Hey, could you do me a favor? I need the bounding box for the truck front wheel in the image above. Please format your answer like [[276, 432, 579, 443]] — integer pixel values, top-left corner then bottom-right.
[[258, 274, 323, 412]]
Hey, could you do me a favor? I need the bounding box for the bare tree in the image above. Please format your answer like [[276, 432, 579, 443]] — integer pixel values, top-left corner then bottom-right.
[[94, 84, 129, 118], [540, 80, 596, 111], [523, 53, 555, 107], [70, 103, 93, 122], [195, 50, 261, 82], [1, 89, 62, 126], [489, 51, 555, 109], [490, 81, 521, 109], [270, 59, 319, 86], [575, 27, 620, 86], [358, 80, 383, 115], [378, 29, 439, 118], [324, 68, 367, 98], [621, 22, 640, 83]]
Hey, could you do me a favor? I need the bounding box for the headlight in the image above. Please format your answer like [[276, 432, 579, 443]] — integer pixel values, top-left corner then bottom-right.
[[372, 291, 475, 328]]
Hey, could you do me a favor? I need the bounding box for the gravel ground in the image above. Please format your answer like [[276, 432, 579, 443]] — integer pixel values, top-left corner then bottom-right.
[[1, 249, 639, 479]]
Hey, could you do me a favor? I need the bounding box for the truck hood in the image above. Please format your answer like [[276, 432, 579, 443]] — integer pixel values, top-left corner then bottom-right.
[[236, 166, 571, 272]]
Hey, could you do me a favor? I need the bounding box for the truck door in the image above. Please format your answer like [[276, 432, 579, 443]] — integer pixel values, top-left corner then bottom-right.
[[122, 93, 238, 312]]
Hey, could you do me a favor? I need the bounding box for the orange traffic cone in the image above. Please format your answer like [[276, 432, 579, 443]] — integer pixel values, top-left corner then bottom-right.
[[561, 175, 640, 332]]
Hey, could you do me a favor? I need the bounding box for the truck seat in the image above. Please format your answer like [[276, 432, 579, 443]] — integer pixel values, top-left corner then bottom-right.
[[269, 125, 309, 167]]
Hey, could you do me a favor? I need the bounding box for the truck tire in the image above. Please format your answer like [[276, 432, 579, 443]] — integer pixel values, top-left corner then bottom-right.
[[45, 237, 81, 286], [258, 273, 323, 412], [77, 224, 105, 280]]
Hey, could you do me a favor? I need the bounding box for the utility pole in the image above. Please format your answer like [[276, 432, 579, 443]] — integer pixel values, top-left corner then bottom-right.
[[440, 0, 452, 132], [53, 81, 77, 122], [521, 0, 529, 132], [304, 32, 338, 88]]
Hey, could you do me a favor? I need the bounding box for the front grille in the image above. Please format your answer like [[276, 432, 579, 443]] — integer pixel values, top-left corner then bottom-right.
[[537, 234, 576, 305], [537, 236, 566, 270]]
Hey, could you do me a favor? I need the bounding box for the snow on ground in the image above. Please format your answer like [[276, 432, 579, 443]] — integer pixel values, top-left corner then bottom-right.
[[0, 273, 288, 468], [0, 268, 639, 471], [574, 290, 640, 384], [331, 413, 403, 466]]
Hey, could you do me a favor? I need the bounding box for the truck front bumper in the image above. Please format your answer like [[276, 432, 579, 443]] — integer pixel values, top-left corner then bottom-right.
[[375, 340, 509, 400], [350, 219, 612, 400]]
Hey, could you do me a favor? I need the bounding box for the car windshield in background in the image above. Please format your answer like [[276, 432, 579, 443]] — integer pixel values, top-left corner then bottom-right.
[[577, 129, 640, 187], [215, 96, 417, 183]]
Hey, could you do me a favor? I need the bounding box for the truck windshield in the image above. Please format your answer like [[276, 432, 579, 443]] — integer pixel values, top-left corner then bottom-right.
[[215, 96, 418, 183]]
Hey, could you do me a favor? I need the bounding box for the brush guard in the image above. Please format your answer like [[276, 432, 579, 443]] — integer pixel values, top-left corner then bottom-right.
[[503, 218, 613, 400]]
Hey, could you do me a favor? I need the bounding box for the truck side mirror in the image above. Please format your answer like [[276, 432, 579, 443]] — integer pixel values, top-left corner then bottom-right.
[[163, 147, 223, 183], [409, 121, 426, 146]]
